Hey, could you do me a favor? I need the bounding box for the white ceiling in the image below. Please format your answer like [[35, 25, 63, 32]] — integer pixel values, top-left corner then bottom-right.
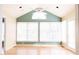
[[2, 4, 75, 18]]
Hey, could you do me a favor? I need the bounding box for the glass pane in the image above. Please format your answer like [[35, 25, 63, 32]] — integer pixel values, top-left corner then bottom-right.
[[62, 20, 67, 43], [40, 22, 50, 42], [32, 12, 47, 20], [68, 18, 75, 49], [17, 22, 27, 42], [50, 22, 61, 42], [40, 22, 61, 42], [27, 22, 38, 42]]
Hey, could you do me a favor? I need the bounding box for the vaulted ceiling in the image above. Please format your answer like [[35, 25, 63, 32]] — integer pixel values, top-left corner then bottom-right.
[[1, 4, 75, 18]]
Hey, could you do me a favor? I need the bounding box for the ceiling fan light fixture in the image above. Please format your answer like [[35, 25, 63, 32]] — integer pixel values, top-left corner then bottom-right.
[[34, 8, 44, 12], [19, 6, 22, 8], [56, 6, 59, 8]]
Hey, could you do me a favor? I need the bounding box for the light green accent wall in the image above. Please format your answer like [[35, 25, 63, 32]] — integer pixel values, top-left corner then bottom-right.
[[16, 10, 61, 22]]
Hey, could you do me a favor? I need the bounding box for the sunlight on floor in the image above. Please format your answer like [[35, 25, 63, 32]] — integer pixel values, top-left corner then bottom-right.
[[5, 45, 74, 55]]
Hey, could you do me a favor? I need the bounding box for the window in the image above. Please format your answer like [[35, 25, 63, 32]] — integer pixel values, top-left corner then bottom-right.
[[32, 11, 47, 20], [17, 22, 38, 42], [40, 22, 61, 42]]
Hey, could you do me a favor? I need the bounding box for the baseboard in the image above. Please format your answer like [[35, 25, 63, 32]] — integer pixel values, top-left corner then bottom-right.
[[61, 42, 76, 54], [4, 44, 16, 52]]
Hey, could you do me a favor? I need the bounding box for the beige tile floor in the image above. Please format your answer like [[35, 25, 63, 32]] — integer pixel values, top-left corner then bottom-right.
[[5, 44, 74, 55]]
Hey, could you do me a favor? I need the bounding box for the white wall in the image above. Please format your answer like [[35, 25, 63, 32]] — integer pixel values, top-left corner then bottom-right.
[[4, 14, 16, 51], [0, 16, 2, 49], [67, 17, 75, 49], [0, 5, 4, 54], [1, 5, 16, 51], [0, 6, 2, 49], [75, 5, 79, 54], [62, 7, 76, 51]]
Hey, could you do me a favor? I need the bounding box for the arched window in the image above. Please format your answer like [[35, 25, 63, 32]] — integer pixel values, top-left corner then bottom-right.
[[32, 9, 47, 20]]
